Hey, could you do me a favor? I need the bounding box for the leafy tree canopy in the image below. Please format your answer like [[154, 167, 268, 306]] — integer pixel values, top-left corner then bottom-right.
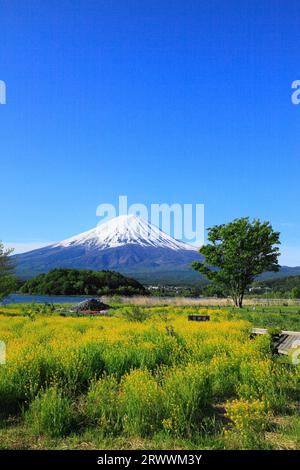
[[0, 241, 17, 301], [192, 218, 280, 307]]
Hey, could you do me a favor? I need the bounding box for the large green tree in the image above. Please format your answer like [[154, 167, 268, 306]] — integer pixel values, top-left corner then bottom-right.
[[192, 218, 280, 307], [0, 242, 16, 301]]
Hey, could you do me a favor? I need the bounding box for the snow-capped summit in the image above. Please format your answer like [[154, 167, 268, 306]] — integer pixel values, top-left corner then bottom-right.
[[14, 215, 201, 283], [54, 214, 198, 251]]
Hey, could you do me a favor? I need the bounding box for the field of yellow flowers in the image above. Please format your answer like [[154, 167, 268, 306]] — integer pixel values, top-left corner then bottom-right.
[[0, 304, 299, 449]]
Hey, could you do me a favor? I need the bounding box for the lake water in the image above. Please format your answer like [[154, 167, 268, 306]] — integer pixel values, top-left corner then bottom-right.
[[2, 294, 93, 305]]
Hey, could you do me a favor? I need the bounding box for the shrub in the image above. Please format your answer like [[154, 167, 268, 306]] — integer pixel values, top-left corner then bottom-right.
[[209, 355, 240, 399], [162, 363, 212, 436], [238, 359, 294, 412], [102, 342, 141, 378], [25, 385, 75, 438], [120, 369, 164, 436], [0, 346, 52, 414], [85, 375, 121, 435], [122, 306, 151, 323], [224, 398, 270, 449], [54, 341, 105, 392]]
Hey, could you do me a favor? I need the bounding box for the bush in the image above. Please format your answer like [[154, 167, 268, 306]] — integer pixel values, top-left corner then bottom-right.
[[85, 375, 121, 435], [0, 345, 52, 414], [25, 385, 75, 438], [238, 359, 294, 412], [209, 355, 241, 399], [162, 363, 212, 436], [102, 342, 141, 378], [224, 398, 270, 449], [53, 341, 105, 393], [120, 369, 164, 436], [122, 306, 151, 323]]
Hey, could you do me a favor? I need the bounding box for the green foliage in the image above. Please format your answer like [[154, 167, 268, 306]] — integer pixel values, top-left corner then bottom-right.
[[291, 287, 300, 299], [120, 369, 164, 436], [209, 355, 241, 399], [238, 359, 295, 412], [193, 218, 280, 307], [225, 398, 270, 449], [85, 375, 121, 434], [0, 241, 16, 301], [149, 285, 203, 297], [121, 305, 151, 322], [162, 364, 212, 436], [229, 306, 300, 331], [25, 385, 75, 437], [251, 276, 300, 299], [20, 268, 147, 296]]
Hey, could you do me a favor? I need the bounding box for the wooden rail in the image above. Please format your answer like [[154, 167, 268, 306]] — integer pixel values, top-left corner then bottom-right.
[[251, 328, 300, 355]]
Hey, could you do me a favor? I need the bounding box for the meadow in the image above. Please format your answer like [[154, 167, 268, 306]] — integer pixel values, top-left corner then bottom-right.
[[0, 302, 300, 450]]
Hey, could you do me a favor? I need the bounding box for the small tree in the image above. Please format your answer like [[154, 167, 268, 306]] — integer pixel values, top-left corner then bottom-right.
[[0, 242, 16, 302], [192, 218, 280, 308], [290, 287, 300, 299]]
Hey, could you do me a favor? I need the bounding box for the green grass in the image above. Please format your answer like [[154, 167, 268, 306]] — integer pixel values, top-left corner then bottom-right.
[[227, 305, 300, 330]]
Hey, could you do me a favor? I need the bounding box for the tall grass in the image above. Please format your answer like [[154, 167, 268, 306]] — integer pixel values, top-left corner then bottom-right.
[[85, 374, 121, 435], [162, 363, 212, 436], [120, 369, 164, 436], [25, 385, 75, 438]]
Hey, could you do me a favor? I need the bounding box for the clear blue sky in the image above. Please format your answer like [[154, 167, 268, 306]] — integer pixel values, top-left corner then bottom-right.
[[1, 0, 299, 264]]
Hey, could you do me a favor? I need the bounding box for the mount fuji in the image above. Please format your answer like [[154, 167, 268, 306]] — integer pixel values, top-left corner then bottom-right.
[[14, 215, 203, 284]]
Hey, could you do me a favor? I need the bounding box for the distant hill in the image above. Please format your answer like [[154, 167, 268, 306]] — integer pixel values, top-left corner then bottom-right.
[[20, 268, 148, 296], [258, 266, 300, 280], [254, 274, 300, 294]]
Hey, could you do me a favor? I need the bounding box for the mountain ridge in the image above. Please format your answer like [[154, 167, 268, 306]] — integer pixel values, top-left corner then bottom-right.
[[52, 215, 198, 252], [14, 215, 202, 283]]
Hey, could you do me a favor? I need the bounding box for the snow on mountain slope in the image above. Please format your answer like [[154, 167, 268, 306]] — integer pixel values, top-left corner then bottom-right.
[[53, 215, 198, 252], [14, 215, 201, 282]]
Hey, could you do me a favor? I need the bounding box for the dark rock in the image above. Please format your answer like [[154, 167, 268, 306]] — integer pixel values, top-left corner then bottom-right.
[[73, 298, 111, 312]]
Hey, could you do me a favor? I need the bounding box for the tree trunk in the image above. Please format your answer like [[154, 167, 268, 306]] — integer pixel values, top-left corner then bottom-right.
[[237, 293, 244, 308], [232, 292, 244, 308]]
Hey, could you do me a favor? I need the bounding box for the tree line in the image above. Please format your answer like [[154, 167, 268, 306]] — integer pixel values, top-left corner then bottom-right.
[[19, 268, 148, 296]]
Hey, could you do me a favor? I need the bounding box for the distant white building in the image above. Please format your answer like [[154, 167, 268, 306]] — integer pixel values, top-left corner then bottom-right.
[[249, 286, 272, 294]]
